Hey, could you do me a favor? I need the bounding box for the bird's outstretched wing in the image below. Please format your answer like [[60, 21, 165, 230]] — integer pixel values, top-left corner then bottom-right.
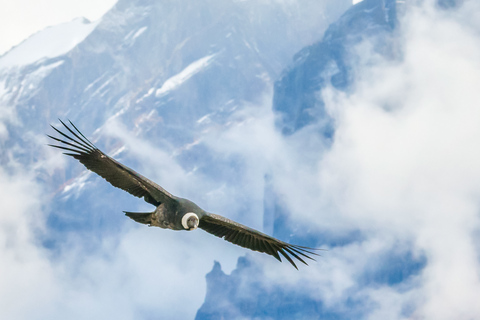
[[48, 120, 174, 206], [199, 213, 319, 269]]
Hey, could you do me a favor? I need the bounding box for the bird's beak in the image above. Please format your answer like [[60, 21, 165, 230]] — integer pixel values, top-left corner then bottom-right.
[[187, 217, 199, 230]]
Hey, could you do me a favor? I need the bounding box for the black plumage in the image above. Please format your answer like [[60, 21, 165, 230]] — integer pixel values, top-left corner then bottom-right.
[[48, 120, 319, 269]]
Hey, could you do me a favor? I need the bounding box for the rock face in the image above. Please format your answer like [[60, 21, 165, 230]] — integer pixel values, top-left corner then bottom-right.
[[195, 258, 338, 320], [273, 0, 399, 136], [0, 0, 349, 143], [196, 252, 426, 319]]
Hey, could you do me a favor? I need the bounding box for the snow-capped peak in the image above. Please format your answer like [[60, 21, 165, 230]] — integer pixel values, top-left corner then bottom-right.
[[0, 18, 98, 69]]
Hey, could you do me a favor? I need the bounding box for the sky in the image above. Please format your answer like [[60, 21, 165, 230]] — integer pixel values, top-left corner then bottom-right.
[[0, 0, 117, 55], [1, 0, 480, 319]]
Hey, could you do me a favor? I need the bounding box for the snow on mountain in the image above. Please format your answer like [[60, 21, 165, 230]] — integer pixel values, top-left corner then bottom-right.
[[155, 53, 217, 97], [0, 18, 98, 70]]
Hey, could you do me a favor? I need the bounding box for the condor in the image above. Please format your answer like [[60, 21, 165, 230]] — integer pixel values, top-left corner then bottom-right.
[[48, 120, 319, 269]]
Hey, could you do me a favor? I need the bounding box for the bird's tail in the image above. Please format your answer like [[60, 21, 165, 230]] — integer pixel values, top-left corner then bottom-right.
[[124, 211, 155, 226]]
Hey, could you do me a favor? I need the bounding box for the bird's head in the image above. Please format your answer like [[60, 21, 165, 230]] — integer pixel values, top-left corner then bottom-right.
[[181, 212, 199, 231]]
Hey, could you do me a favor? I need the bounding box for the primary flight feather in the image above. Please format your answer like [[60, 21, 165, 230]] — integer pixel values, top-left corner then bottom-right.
[[48, 120, 319, 269]]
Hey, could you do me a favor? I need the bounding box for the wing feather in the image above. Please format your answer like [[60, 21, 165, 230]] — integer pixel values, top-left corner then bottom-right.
[[265, 242, 282, 262], [199, 213, 320, 269], [48, 120, 174, 206]]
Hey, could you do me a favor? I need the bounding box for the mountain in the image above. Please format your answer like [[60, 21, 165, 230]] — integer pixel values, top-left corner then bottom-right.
[[195, 0, 471, 318], [1, 0, 349, 234], [0, 0, 351, 319], [1, 0, 474, 319], [196, 1, 411, 319], [273, 0, 400, 136]]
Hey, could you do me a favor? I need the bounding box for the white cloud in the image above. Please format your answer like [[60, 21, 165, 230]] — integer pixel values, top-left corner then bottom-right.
[[0, 168, 59, 319], [0, 163, 245, 319], [308, 1, 480, 318], [201, 1, 480, 318]]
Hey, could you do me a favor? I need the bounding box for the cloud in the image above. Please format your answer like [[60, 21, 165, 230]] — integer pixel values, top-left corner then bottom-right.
[[265, 1, 480, 318], [199, 1, 480, 318], [0, 168, 59, 319], [0, 163, 246, 319]]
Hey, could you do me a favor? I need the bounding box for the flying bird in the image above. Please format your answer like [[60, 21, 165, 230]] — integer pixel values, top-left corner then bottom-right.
[[48, 120, 319, 269]]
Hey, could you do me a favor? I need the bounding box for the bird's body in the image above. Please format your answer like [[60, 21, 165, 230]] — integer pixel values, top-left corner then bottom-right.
[[125, 197, 205, 231], [48, 120, 319, 269]]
